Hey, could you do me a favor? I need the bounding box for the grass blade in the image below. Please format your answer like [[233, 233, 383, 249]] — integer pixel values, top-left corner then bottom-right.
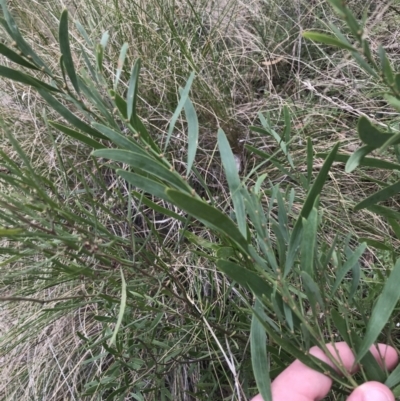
[[59, 9, 80, 94], [356, 258, 400, 364]]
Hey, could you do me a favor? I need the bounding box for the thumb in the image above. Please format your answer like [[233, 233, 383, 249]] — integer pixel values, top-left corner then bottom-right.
[[347, 382, 394, 401]]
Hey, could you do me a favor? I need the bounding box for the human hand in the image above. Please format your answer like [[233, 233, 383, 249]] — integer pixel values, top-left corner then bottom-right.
[[251, 342, 398, 401]]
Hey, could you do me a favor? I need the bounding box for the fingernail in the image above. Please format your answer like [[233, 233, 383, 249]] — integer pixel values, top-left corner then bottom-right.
[[360, 386, 392, 401]]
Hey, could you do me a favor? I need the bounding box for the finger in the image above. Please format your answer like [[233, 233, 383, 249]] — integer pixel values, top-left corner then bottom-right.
[[250, 342, 398, 401], [347, 382, 395, 401], [309, 343, 398, 374]]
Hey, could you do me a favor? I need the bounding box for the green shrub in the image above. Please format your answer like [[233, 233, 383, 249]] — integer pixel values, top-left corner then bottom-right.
[[0, 0, 400, 400]]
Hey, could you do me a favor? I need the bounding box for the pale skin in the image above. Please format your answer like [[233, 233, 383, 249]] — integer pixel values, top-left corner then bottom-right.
[[251, 342, 398, 401]]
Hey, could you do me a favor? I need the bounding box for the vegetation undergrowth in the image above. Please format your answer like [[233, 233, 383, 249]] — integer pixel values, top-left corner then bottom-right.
[[0, 0, 400, 400]]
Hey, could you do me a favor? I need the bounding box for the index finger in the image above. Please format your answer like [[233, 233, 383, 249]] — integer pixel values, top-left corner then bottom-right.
[[251, 342, 398, 401]]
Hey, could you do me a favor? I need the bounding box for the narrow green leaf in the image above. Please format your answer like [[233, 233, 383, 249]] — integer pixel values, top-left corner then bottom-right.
[[352, 51, 379, 79], [91, 122, 144, 153], [356, 259, 400, 364], [37, 89, 107, 140], [114, 43, 129, 91], [78, 76, 116, 126], [307, 137, 313, 187], [59, 10, 80, 94], [332, 243, 367, 295], [75, 20, 93, 47], [342, 8, 361, 40], [302, 31, 356, 51], [251, 299, 272, 401], [345, 145, 375, 173], [216, 259, 273, 299], [331, 309, 351, 343], [111, 90, 159, 152], [367, 204, 400, 221], [0, 227, 23, 236], [96, 31, 109, 73], [127, 59, 141, 120], [132, 191, 186, 222], [328, 22, 353, 47], [218, 129, 247, 238], [0, 0, 50, 72], [0, 65, 58, 92], [285, 143, 339, 277], [332, 312, 387, 382], [283, 302, 294, 333], [117, 170, 169, 201], [92, 149, 188, 192], [386, 361, 400, 388], [379, 132, 400, 154], [79, 43, 98, 82], [109, 268, 127, 346], [301, 271, 324, 314], [379, 45, 394, 85], [358, 117, 398, 148], [0, 43, 39, 70], [301, 208, 318, 278], [167, 191, 248, 252], [165, 72, 195, 151], [300, 143, 339, 219], [182, 90, 198, 177], [354, 180, 400, 211], [388, 218, 400, 240], [245, 144, 274, 162], [59, 54, 67, 87], [317, 152, 400, 171], [49, 121, 104, 149], [253, 116, 293, 168], [358, 238, 392, 252], [384, 94, 400, 112], [283, 105, 291, 145]]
